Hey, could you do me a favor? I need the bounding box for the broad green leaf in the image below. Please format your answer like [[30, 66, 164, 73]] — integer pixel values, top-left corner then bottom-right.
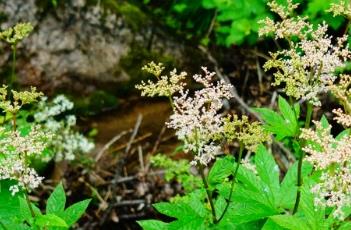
[[61, 199, 91, 226], [255, 145, 280, 207], [184, 190, 207, 217], [214, 195, 227, 220], [222, 198, 277, 224], [262, 219, 285, 230], [47, 183, 66, 214], [320, 115, 329, 130], [137, 220, 168, 230], [335, 129, 350, 141], [293, 103, 300, 120], [19, 196, 41, 223], [168, 217, 205, 230], [253, 108, 293, 139], [298, 187, 328, 230], [208, 155, 234, 187], [278, 96, 298, 135], [0, 220, 31, 230], [35, 214, 68, 227], [279, 162, 313, 209], [270, 215, 310, 230], [338, 222, 351, 230], [154, 202, 202, 220], [0, 180, 20, 219]]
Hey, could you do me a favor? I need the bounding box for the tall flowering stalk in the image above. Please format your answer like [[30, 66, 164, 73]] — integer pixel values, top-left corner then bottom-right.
[[259, 0, 351, 216], [0, 85, 50, 218], [136, 62, 269, 224], [300, 121, 351, 220], [0, 23, 33, 89]]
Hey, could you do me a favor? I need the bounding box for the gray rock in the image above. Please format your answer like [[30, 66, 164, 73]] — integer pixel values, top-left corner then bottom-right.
[[0, 0, 189, 93]]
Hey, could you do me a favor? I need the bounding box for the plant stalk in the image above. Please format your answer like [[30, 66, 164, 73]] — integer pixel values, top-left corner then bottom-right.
[[217, 142, 244, 223], [293, 102, 313, 214], [198, 164, 217, 223], [24, 191, 35, 218], [10, 45, 16, 89]]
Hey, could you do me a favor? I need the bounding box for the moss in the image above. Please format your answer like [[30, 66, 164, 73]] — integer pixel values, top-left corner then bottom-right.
[[98, 0, 149, 31], [117, 43, 177, 95]]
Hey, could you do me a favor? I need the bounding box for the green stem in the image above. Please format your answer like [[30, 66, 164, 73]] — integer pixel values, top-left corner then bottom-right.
[[10, 45, 16, 89], [198, 164, 217, 224], [293, 103, 313, 214], [24, 191, 35, 218], [168, 96, 175, 110], [12, 112, 17, 132], [216, 142, 244, 223], [304, 102, 313, 129]]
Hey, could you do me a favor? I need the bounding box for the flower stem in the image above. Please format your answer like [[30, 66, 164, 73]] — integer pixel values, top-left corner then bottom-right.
[[217, 142, 244, 223], [168, 96, 175, 110], [198, 164, 217, 223], [293, 102, 313, 214], [24, 191, 35, 218], [10, 45, 16, 89], [304, 103, 313, 129]]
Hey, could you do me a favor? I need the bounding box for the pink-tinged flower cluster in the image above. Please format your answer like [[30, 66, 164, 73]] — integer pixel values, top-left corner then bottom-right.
[[300, 121, 351, 219], [167, 67, 233, 165]]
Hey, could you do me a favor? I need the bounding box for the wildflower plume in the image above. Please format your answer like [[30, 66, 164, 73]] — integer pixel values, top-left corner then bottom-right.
[[136, 62, 187, 97], [137, 63, 271, 165], [0, 22, 33, 45], [223, 115, 271, 152], [300, 121, 351, 219], [259, 1, 351, 106]]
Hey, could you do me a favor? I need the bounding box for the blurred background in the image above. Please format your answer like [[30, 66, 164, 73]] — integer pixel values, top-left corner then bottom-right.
[[0, 0, 348, 229]]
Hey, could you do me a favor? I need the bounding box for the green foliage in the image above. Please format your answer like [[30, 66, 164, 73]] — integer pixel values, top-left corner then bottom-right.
[[141, 0, 347, 46], [150, 154, 201, 192], [254, 96, 300, 140], [138, 146, 320, 229], [0, 182, 90, 229]]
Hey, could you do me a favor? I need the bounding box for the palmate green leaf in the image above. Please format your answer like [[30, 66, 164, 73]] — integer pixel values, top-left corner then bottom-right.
[[208, 155, 234, 187], [152, 200, 206, 230], [35, 214, 68, 228], [19, 196, 42, 223], [254, 96, 299, 140], [261, 219, 285, 230], [253, 108, 293, 140], [278, 96, 298, 134], [46, 183, 66, 215], [0, 220, 31, 230], [298, 187, 329, 230], [269, 215, 310, 230], [61, 199, 91, 226], [137, 220, 169, 230], [0, 180, 20, 219], [338, 222, 351, 230], [254, 145, 280, 207], [168, 217, 205, 230], [278, 162, 313, 209], [222, 197, 278, 225], [154, 201, 204, 220]]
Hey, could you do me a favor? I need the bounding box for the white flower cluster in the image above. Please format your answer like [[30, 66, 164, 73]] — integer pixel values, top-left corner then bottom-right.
[[300, 121, 351, 219], [260, 1, 351, 106], [167, 67, 233, 165], [34, 95, 94, 161], [0, 126, 48, 195]]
